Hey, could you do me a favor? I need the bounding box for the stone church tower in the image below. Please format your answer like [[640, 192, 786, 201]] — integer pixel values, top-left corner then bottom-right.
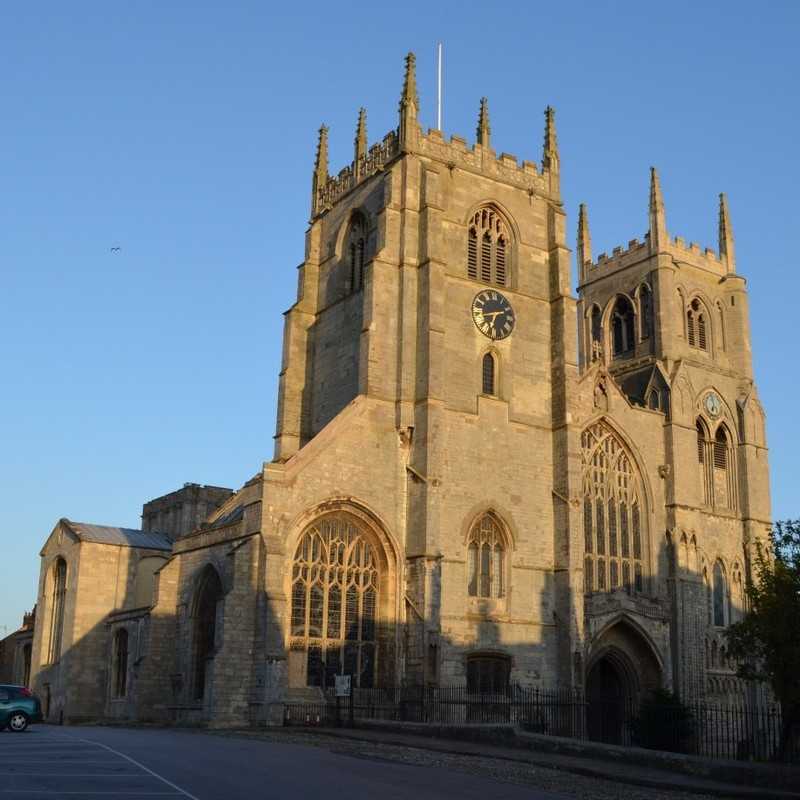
[[27, 51, 771, 729]]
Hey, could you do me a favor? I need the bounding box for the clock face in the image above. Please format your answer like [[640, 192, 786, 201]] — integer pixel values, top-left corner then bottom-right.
[[704, 392, 722, 417], [472, 290, 515, 340]]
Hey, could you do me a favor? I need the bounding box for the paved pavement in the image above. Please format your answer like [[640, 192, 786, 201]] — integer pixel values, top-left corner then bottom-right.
[[0, 725, 565, 800]]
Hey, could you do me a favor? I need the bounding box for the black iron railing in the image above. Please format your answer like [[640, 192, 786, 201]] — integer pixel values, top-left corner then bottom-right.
[[283, 684, 798, 764]]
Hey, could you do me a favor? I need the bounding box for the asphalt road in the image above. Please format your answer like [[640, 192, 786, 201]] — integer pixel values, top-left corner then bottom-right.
[[0, 725, 565, 800]]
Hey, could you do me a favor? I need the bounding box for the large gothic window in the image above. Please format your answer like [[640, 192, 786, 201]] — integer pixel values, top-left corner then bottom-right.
[[47, 558, 67, 664], [290, 514, 379, 689], [610, 296, 636, 357], [582, 421, 646, 594], [467, 208, 510, 287], [193, 566, 223, 700], [467, 513, 506, 599]]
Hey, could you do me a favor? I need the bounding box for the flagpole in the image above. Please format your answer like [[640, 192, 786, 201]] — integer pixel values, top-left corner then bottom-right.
[[436, 42, 442, 131]]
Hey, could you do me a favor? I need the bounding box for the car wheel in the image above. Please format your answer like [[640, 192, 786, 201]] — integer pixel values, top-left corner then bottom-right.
[[8, 712, 28, 732]]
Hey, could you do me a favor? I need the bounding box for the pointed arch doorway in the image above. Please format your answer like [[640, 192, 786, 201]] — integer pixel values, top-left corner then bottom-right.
[[585, 619, 663, 744]]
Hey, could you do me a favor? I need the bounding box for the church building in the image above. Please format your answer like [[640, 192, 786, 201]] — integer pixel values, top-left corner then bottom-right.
[[27, 52, 771, 728]]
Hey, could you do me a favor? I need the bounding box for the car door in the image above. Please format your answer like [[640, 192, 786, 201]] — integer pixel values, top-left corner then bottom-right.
[[0, 688, 11, 728]]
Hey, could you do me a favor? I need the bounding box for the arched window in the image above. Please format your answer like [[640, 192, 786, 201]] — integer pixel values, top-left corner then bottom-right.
[[112, 628, 129, 698], [711, 425, 735, 509], [347, 214, 367, 293], [481, 352, 496, 396], [290, 514, 379, 689], [48, 558, 67, 664], [610, 296, 636, 357], [696, 420, 706, 464], [713, 560, 727, 627], [581, 421, 646, 595], [467, 513, 506, 599], [589, 306, 603, 362], [467, 208, 510, 287], [647, 390, 660, 411], [193, 566, 223, 700], [731, 565, 743, 623], [687, 299, 709, 351], [696, 419, 712, 505], [639, 285, 653, 339], [714, 427, 728, 470]]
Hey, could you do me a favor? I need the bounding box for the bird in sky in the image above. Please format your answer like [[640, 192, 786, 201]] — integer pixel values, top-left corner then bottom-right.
[[110, 246, 121, 252]]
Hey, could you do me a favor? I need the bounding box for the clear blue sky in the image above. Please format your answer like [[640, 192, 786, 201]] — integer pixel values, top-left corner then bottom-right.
[[2, 1, 798, 635]]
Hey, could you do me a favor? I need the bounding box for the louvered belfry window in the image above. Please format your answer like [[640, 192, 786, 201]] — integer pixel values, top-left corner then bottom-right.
[[581, 421, 646, 595], [687, 299, 708, 351], [467, 208, 510, 287]]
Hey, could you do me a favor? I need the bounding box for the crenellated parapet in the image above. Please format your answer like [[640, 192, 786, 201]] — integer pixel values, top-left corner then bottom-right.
[[310, 51, 558, 220], [314, 130, 399, 214], [578, 169, 735, 287]]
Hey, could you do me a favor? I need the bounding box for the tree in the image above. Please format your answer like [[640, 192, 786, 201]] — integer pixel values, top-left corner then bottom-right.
[[630, 688, 694, 753], [725, 520, 800, 760]]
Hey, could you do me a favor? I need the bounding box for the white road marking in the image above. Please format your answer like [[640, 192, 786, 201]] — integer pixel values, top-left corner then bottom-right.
[[73, 737, 201, 800]]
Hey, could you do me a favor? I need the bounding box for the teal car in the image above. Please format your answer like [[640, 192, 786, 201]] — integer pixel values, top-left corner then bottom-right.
[[0, 685, 42, 732]]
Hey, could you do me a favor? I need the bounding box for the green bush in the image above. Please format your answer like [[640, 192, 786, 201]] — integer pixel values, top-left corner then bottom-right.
[[630, 688, 694, 753]]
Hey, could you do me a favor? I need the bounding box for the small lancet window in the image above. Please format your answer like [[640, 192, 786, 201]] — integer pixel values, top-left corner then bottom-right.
[[639, 285, 653, 339], [346, 214, 367, 294], [696, 420, 706, 464], [714, 427, 728, 470], [467, 208, 511, 287], [113, 628, 129, 698], [481, 353, 496, 396]]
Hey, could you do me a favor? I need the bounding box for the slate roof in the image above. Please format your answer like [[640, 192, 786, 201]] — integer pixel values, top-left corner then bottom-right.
[[63, 520, 172, 551]]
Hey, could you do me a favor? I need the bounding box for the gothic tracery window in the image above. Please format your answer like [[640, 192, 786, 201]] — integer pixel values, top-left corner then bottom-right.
[[467, 513, 506, 599], [290, 514, 379, 688], [467, 208, 510, 287], [582, 421, 646, 595]]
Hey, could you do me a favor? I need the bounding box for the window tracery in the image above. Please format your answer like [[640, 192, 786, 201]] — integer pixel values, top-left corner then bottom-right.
[[467, 208, 510, 287], [290, 514, 379, 688], [467, 513, 506, 599], [582, 421, 646, 594]]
